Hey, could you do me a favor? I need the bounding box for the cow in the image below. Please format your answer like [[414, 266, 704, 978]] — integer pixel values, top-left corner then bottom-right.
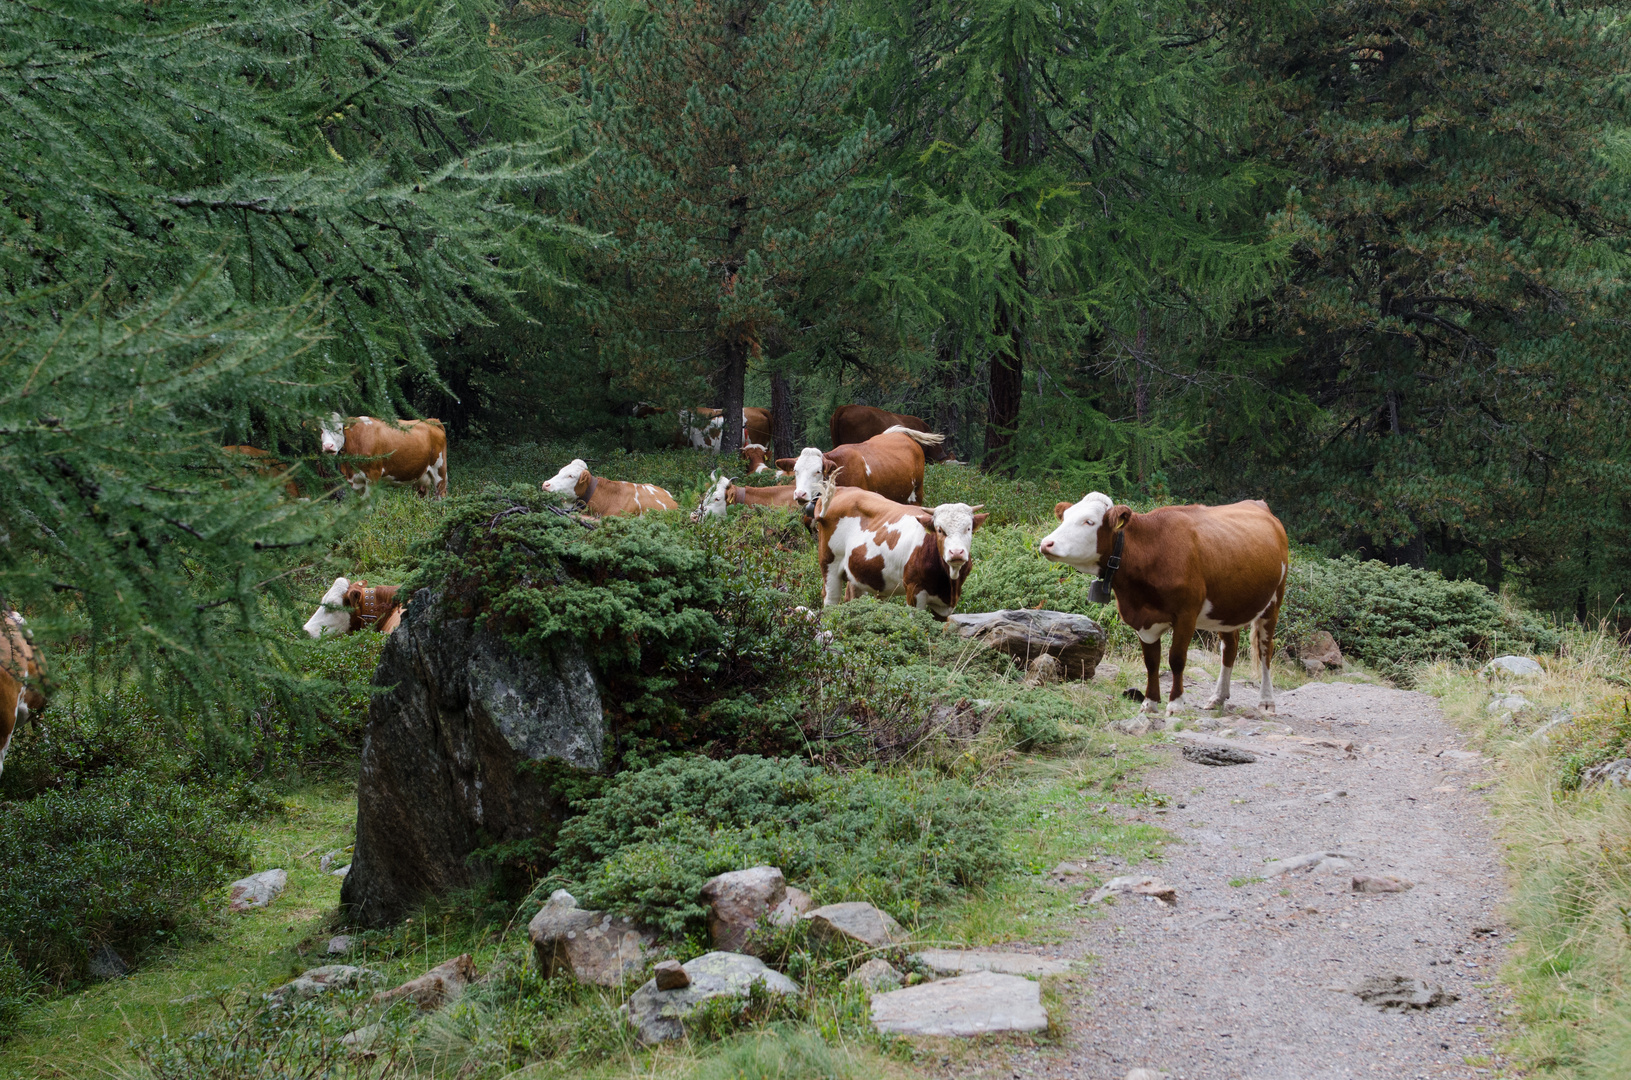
[[541, 459, 679, 517], [780, 426, 944, 508], [222, 444, 302, 499], [739, 444, 793, 478], [679, 407, 772, 451], [303, 577, 406, 639], [1038, 493, 1289, 717], [811, 484, 987, 619], [693, 473, 805, 520], [0, 612, 48, 778], [319, 415, 448, 498], [830, 405, 954, 463]]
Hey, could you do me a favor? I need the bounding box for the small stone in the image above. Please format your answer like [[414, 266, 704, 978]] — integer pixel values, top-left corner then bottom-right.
[[87, 943, 128, 980], [1181, 745, 1257, 766], [1088, 875, 1176, 906], [912, 948, 1073, 978], [870, 971, 1048, 1036], [1303, 658, 1324, 675], [228, 869, 288, 913], [845, 958, 903, 991], [1263, 850, 1360, 877], [548, 888, 577, 908], [340, 1023, 384, 1056], [1528, 712, 1573, 744], [529, 903, 657, 986], [1113, 715, 1155, 736], [1582, 758, 1631, 789], [326, 935, 354, 955], [331, 864, 351, 879], [624, 951, 799, 1043], [1482, 655, 1544, 678], [1125, 1071, 1170, 1080], [699, 866, 786, 953], [653, 959, 690, 991], [1297, 631, 1345, 670], [270, 964, 381, 1003], [1352, 874, 1412, 894], [1348, 973, 1458, 1011], [1025, 653, 1063, 686], [373, 954, 476, 1011], [804, 902, 904, 947], [769, 885, 813, 927], [1487, 694, 1531, 716]]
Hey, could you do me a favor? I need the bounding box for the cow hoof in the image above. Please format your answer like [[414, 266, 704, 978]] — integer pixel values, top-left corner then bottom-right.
[[1140, 698, 1161, 716], [1259, 702, 1277, 716], [1202, 696, 1227, 712], [1166, 698, 1189, 717]]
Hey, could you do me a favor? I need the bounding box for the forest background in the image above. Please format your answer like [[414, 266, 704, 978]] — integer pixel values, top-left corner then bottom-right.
[[4, 0, 1631, 706]]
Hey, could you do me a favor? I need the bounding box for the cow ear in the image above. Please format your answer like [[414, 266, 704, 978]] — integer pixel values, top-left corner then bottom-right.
[[775, 458, 797, 471], [1054, 501, 1072, 520], [972, 513, 989, 530], [1111, 505, 1133, 530]]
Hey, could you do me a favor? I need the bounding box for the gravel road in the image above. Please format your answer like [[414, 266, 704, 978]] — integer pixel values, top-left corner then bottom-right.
[[1001, 680, 1512, 1080]]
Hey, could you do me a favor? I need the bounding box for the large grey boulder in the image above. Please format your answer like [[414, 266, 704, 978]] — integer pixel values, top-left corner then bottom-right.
[[342, 589, 605, 927], [1482, 655, 1544, 678], [624, 951, 799, 1043], [700, 866, 786, 954], [945, 609, 1106, 679], [528, 891, 657, 986], [870, 971, 1049, 1036]]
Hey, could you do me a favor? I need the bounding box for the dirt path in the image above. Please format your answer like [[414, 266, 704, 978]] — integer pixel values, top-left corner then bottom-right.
[[1007, 680, 1512, 1080]]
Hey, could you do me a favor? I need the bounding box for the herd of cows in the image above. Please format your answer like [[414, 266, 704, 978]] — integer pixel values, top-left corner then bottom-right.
[[0, 404, 1296, 778]]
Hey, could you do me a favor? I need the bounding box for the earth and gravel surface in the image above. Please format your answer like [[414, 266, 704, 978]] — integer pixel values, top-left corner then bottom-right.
[[973, 678, 1513, 1080]]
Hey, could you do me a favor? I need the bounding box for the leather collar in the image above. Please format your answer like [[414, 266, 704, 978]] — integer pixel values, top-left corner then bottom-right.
[[1088, 529, 1124, 605]]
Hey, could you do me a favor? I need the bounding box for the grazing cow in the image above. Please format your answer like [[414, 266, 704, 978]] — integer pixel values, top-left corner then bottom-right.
[[541, 459, 679, 517], [679, 407, 773, 451], [811, 485, 987, 619], [830, 405, 954, 463], [1038, 493, 1289, 716], [223, 445, 302, 499], [739, 444, 793, 478], [780, 426, 944, 507], [319, 415, 448, 498], [303, 577, 406, 639], [693, 473, 805, 520], [0, 612, 47, 778]]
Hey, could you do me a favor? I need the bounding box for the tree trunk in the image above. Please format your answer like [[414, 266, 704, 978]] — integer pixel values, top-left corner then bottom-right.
[[936, 329, 963, 460], [720, 339, 747, 456], [983, 49, 1032, 474], [770, 370, 796, 459]]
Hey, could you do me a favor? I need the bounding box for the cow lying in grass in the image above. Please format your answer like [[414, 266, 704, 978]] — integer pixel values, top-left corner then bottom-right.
[[782, 426, 945, 508], [811, 483, 987, 619], [1038, 492, 1288, 715], [304, 577, 405, 639], [693, 473, 804, 521], [541, 459, 679, 517], [739, 444, 792, 477]]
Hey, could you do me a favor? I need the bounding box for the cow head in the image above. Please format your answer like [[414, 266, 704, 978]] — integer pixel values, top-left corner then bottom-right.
[[930, 502, 988, 575], [319, 413, 347, 455], [740, 443, 772, 473], [789, 447, 833, 506], [694, 472, 734, 521], [1037, 492, 1131, 572], [304, 576, 353, 639], [542, 459, 591, 498]]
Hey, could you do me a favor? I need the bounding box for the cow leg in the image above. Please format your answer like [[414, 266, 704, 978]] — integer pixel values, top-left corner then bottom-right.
[[1253, 606, 1281, 715], [1165, 615, 1198, 715], [350, 470, 371, 499], [1139, 638, 1163, 716], [1204, 631, 1240, 711], [822, 556, 847, 608]]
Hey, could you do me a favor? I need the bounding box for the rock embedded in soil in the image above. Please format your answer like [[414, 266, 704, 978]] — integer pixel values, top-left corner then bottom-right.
[[945, 609, 1107, 679], [846, 958, 904, 991], [1481, 655, 1544, 678], [699, 865, 786, 953], [342, 589, 604, 927], [1025, 653, 1063, 686], [912, 948, 1073, 978], [1262, 850, 1359, 877], [1296, 631, 1345, 670], [228, 868, 288, 912], [86, 943, 128, 980], [769, 885, 812, 927], [1181, 744, 1257, 766], [1583, 758, 1631, 789], [373, 954, 476, 1011], [528, 891, 657, 986], [1113, 715, 1157, 736], [1487, 694, 1531, 717], [869, 971, 1049, 1037], [1346, 974, 1458, 1011], [325, 935, 353, 955], [1352, 874, 1412, 894], [804, 901, 904, 947], [624, 951, 799, 1044], [1088, 875, 1177, 906], [270, 964, 382, 1003]]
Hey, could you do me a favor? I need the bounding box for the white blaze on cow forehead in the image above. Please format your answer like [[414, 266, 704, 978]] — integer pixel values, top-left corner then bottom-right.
[[1072, 491, 1114, 527], [319, 412, 346, 454], [303, 575, 353, 639], [932, 502, 978, 565], [541, 459, 590, 494], [791, 447, 825, 502], [1037, 491, 1116, 572]]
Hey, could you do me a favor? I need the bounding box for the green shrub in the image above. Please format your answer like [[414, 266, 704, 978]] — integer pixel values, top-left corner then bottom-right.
[[0, 774, 252, 983], [549, 754, 1003, 935], [689, 1031, 859, 1080], [135, 993, 409, 1080], [0, 945, 41, 1041], [1554, 698, 1631, 790]]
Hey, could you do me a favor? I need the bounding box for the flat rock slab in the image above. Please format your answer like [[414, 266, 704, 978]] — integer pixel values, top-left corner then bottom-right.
[[870, 971, 1049, 1037], [946, 609, 1106, 679], [913, 948, 1073, 978], [1181, 744, 1257, 766], [270, 964, 382, 1003], [625, 951, 799, 1043], [804, 901, 903, 947], [228, 869, 287, 912]]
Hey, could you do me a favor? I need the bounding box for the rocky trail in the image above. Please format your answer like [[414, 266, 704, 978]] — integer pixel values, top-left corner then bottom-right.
[[997, 680, 1512, 1080]]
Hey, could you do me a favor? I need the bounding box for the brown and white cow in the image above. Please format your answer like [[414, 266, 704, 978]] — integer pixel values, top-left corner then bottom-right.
[[680, 407, 772, 451], [0, 612, 48, 778], [319, 415, 448, 498], [1038, 493, 1289, 716], [541, 459, 679, 517], [812, 485, 987, 619], [739, 444, 793, 478], [694, 473, 805, 520], [223, 445, 302, 499], [303, 577, 406, 639], [781, 426, 944, 508], [830, 405, 954, 463]]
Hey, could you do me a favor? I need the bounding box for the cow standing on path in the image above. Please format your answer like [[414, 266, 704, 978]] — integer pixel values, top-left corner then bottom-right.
[[541, 459, 679, 517], [812, 484, 987, 619], [1038, 493, 1289, 716], [781, 426, 944, 508], [320, 415, 448, 498]]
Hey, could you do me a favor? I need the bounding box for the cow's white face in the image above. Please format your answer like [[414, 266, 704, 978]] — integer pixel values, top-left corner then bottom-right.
[[932, 503, 985, 572], [1038, 492, 1115, 571], [303, 576, 352, 639], [790, 447, 826, 505], [696, 474, 732, 520], [319, 413, 346, 455], [542, 459, 590, 496]]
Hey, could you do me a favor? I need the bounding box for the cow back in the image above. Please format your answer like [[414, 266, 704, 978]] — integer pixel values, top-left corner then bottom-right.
[[824, 431, 926, 505], [830, 405, 949, 462]]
